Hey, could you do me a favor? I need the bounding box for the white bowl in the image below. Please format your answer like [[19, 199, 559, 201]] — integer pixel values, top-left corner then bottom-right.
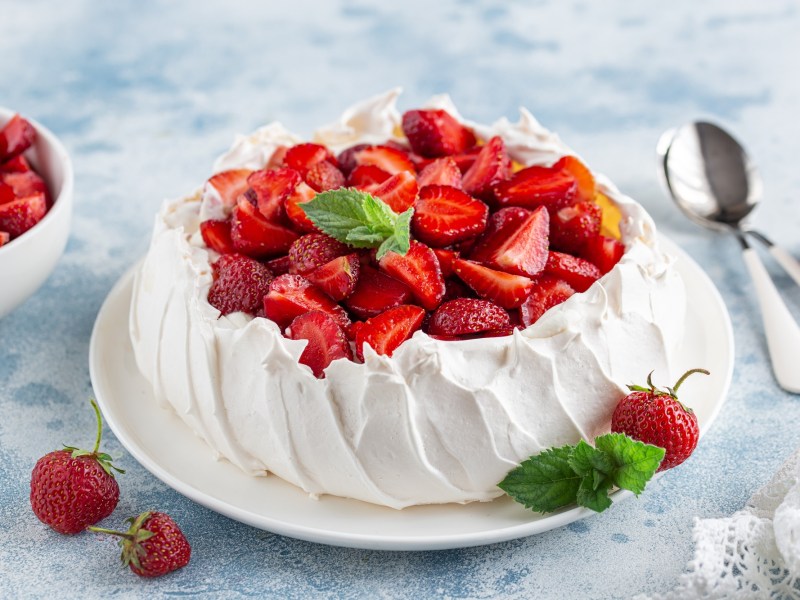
[[0, 107, 74, 318]]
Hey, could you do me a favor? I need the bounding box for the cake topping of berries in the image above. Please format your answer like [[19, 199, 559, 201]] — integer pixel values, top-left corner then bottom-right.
[[195, 105, 629, 371], [612, 369, 710, 472], [287, 311, 352, 377], [30, 399, 124, 535], [89, 512, 191, 578]]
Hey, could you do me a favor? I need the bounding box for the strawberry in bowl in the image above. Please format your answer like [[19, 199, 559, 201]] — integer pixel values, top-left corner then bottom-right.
[[0, 109, 73, 318]]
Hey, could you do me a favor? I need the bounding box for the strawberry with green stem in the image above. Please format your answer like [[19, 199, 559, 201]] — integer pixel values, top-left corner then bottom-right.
[[89, 511, 191, 577], [30, 399, 124, 534], [612, 368, 710, 471]]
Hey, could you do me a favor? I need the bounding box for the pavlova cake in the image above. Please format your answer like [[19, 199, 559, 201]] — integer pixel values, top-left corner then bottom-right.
[[129, 89, 685, 509]]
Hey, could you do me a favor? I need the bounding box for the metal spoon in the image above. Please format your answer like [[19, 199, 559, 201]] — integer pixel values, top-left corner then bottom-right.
[[659, 121, 800, 393]]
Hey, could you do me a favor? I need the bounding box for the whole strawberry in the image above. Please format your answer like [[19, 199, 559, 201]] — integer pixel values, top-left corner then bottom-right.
[[30, 399, 124, 534], [90, 512, 191, 577], [611, 369, 709, 471]]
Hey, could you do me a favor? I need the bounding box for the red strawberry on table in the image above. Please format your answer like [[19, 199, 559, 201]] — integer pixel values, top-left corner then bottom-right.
[[207, 253, 273, 316], [355, 304, 426, 361], [89, 511, 190, 577], [412, 184, 489, 247], [461, 136, 511, 201], [427, 298, 511, 336], [378, 241, 446, 311], [611, 369, 709, 471], [30, 399, 123, 535], [401, 109, 476, 158], [453, 258, 534, 309], [519, 275, 575, 326], [286, 311, 352, 377]]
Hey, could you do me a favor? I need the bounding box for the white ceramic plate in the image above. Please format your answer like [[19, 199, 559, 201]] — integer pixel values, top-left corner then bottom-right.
[[89, 236, 734, 551]]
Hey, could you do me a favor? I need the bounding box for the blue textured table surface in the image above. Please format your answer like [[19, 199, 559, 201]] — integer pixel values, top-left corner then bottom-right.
[[2, 1, 800, 598]]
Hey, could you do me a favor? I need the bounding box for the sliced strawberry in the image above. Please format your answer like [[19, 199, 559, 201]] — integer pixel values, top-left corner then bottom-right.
[[417, 157, 462, 188], [344, 266, 414, 319], [285, 180, 318, 233], [0, 114, 36, 161], [265, 145, 289, 171], [207, 253, 273, 316], [519, 276, 575, 326], [544, 251, 601, 293], [442, 277, 474, 301], [231, 197, 299, 258], [0, 231, 8, 247], [282, 143, 333, 175], [305, 160, 346, 192], [549, 201, 602, 255], [432, 248, 459, 277], [427, 298, 511, 336], [369, 171, 418, 213], [0, 181, 14, 205], [263, 274, 350, 330], [306, 253, 360, 301], [451, 146, 483, 174], [469, 206, 529, 261], [286, 311, 352, 378], [378, 241, 446, 311], [461, 136, 511, 201], [401, 109, 476, 158], [265, 255, 291, 276], [200, 219, 236, 255], [472, 205, 549, 278], [453, 259, 534, 309], [205, 169, 254, 212], [247, 167, 300, 222], [288, 233, 350, 275], [347, 164, 391, 191], [553, 155, 595, 202], [0, 154, 32, 173], [1, 169, 49, 202], [337, 143, 371, 176], [412, 185, 489, 247], [494, 164, 578, 210], [0, 193, 46, 238], [581, 235, 625, 275], [355, 305, 426, 361], [354, 145, 415, 175]]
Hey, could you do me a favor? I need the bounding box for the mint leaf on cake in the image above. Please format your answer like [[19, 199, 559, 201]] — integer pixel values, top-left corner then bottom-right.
[[301, 188, 413, 259]]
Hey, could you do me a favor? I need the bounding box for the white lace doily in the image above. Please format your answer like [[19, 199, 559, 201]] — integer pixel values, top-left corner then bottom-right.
[[641, 450, 800, 599]]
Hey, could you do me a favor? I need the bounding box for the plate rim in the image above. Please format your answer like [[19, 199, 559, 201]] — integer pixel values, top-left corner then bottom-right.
[[89, 235, 734, 550]]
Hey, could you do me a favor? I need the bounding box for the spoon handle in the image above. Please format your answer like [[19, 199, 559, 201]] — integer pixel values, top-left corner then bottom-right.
[[742, 246, 800, 393], [746, 230, 800, 287]]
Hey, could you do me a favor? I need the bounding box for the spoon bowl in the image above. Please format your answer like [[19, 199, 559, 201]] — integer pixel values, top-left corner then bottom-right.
[[660, 121, 763, 233]]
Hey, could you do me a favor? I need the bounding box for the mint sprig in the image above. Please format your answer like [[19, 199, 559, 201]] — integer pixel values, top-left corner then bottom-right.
[[300, 188, 413, 259], [498, 433, 664, 513]]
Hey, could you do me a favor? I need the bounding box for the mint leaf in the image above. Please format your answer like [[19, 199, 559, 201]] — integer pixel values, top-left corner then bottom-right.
[[576, 475, 613, 512], [569, 439, 614, 477], [498, 446, 582, 513], [594, 432, 665, 495], [301, 189, 411, 257]]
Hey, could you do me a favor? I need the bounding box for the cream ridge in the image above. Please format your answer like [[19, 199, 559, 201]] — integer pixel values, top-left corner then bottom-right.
[[129, 90, 686, 509]]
